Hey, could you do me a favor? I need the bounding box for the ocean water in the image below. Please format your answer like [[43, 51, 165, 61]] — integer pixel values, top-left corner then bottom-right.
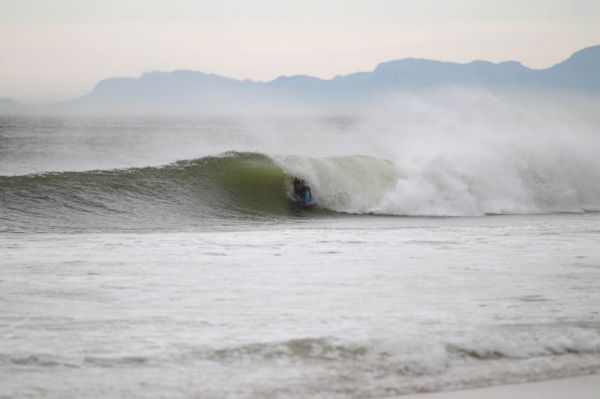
[[1, 102, 600, 398]]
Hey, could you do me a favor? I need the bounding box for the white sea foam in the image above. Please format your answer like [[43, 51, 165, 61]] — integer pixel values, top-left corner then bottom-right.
[[267, 90, 600, 216], [2, 214, 600, 398]]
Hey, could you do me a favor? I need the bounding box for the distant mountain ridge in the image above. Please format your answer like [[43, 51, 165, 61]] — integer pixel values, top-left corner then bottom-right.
[[0, 98, 21, 107], [4, 45, 599, 109]]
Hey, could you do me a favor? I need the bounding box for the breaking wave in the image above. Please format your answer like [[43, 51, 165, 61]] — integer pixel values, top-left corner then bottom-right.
[[1, 147, 600, 232]]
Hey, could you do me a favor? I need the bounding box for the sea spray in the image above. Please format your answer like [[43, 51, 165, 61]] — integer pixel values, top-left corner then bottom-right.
[[357, 89, 600, 215]]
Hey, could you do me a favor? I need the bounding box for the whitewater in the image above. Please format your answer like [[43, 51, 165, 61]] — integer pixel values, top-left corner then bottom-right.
[[1, 91, 600, 398]]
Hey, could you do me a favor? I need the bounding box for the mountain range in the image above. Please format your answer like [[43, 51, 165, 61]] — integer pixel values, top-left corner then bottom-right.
[[3, 45, 600, 109]]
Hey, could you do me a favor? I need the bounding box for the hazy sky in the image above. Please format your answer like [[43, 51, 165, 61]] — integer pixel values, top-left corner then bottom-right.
[[1, 0, 599, 103]]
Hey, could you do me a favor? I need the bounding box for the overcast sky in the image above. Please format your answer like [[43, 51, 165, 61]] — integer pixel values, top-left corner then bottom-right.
[[1, 0, 599, 103]]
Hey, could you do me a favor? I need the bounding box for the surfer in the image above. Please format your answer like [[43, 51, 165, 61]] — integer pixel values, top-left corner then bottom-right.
[[293, 178, 316, 207]]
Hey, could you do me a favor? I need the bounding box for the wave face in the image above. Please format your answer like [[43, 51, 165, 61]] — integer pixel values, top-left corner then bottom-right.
[[0, 152, 399, 232], [2, 144, 600, 232]]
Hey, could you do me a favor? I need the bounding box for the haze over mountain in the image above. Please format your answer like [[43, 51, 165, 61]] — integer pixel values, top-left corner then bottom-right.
[[4, 45, 600, 111]]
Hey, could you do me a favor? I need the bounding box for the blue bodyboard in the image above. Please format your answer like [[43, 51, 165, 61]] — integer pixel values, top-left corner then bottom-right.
[[295, 192, 318, 208]]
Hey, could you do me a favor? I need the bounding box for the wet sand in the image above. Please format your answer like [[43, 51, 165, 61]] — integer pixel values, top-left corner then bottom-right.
[[398, 374, 600, 399]]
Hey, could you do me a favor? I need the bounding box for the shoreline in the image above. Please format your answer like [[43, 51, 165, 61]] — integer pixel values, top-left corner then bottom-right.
[[397, 374, 600, 399]]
